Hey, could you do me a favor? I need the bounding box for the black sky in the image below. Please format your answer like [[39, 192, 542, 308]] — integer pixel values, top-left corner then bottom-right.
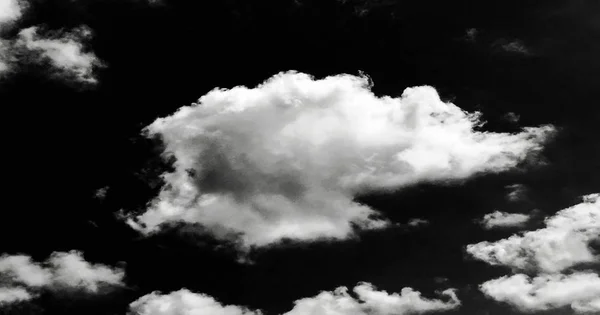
[[1, 1, 599, 315]]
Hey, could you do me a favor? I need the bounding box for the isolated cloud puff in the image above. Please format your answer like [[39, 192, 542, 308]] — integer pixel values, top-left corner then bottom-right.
[[286, 283, 460, 315], [480, 272, 600, 313], [505, 183, 527, 202], [478, 211, 531, 229], [0, 0, 101, 83], [127, 71, 555, 248], [0, 251, 124, 304], [129, 283, 460, 315], [467, 193, 600, 273]]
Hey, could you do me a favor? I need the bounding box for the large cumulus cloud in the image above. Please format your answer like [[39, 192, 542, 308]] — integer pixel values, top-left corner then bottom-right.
[[129, 282, 460, 315], [127, 71, 555, 247]]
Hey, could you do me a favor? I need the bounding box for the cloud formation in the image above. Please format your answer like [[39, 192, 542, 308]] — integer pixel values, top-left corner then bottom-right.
[[0, 287, 30, 305], [505, 183, 526, 202], [130, 289, 260, 315], [0, 0, 101, 83], [129, 282, 460, 315], [0, 251, 124, 304], [468, 193, 600, 313], [127, 71, 555, 248], [480, 272, 600, 313], [0, 0, 23, 27], [478, 211, 531, 229], [467, 193, 599, 273]]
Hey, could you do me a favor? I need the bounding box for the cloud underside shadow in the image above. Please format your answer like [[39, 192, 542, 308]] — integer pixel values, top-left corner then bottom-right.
[[126, 71, 555, 248]]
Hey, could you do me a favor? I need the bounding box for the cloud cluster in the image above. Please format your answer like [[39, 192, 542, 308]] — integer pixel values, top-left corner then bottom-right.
[[0, 251, 124, 304], [467, 193, 599, 273], [0, 0, 101, 83], [128, 71, 555, 248], [478, 210, 531, 230], [467, 193, 600, 313], [480, 273, 600, 313], [129, 282, 460, 315]]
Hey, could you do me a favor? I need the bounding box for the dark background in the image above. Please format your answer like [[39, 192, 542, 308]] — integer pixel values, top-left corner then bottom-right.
[[1, 0, 599, 314]]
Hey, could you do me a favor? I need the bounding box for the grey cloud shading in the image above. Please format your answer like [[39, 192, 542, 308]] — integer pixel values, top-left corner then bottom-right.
[[126, 71, 555, 248]]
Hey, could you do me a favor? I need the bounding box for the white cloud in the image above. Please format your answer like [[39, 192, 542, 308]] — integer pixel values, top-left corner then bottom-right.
[[130, 289, 261, 315], [480, 272, 600, 313], [46, 251, 125, 292], [0, 287, 31, 304], [14, 26, 101, 83], [0, 0, 101, 83], [0, 251, 124, 304], [0, 0, 23, 27], [285, 283, 460, 315], [478, 211, 530, 229], [0, 255, 52, 287], [129, 283, 460, 315], [127, 71, 555, 248], [467, 193, 600, 273]]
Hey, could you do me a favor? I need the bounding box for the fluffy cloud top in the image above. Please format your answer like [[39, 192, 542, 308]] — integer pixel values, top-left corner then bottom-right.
[[286, 283, 459, 315], [480, 272, 600, 313], [128, 71, 554, 248], [468, 194, 600, 313], [478, 211, 531, 229], [0, 0, 23, 27], [0, 0, 100, 83], [0, 251, 124, 304], [467, 193, 600, 273], [129, 283, 460, 315], [130, 289, 260, 315]]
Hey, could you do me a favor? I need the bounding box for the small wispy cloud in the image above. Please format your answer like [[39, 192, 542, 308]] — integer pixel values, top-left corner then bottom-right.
[[407, 218, 430, 227], [493, 39, 532, 55], [0, 251, 124, 305], [505, 184, 527, 202], [465, 28, 478, 42], [0, 0, 102, 84], [477, 211, 530, 230]]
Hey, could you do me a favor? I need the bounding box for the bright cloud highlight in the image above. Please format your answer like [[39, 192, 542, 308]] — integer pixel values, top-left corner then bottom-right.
[[127, 71, 555, 248], [467, 193, 599, 273], [129, 282, 460, 315]]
